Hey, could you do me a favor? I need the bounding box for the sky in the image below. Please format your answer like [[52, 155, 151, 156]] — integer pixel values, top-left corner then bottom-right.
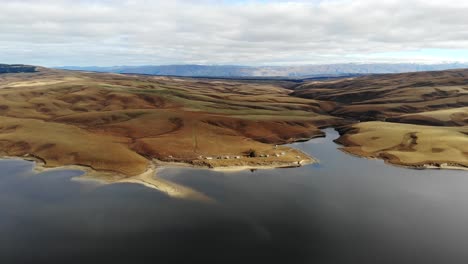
[[1, 0, 468, 66]]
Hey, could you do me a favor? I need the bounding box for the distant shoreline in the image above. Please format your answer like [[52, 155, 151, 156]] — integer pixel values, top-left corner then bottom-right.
[[336, 148, 468, 171]]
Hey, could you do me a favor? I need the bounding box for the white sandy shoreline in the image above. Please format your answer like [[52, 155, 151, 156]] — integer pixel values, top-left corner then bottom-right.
[[0, 154, 315, 202]]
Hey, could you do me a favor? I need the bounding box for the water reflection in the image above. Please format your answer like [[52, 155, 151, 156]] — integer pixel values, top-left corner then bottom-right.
[[1, 129, 468, 264]]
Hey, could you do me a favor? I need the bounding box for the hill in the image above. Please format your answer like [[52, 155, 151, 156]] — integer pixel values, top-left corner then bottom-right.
[[0, 67, 345, 178], [293, 69, 468, 122], [294, 69, 468, 169], [0, 66, 466, 182]]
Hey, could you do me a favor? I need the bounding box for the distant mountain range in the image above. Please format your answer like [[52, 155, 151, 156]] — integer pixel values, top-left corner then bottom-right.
[[57, 63, 468, 78]]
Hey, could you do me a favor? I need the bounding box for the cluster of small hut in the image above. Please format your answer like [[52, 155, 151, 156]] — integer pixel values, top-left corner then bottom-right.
[[203, 155, 242, 160], [260, 151, 286, 158], [202, 151, 287, 160]]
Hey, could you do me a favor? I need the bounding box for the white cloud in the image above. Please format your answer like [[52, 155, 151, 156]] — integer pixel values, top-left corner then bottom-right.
[[1, 0, 468, 66]]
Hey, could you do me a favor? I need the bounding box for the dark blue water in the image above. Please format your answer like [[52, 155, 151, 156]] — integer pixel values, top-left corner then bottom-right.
[[1, 128, 467, 264]]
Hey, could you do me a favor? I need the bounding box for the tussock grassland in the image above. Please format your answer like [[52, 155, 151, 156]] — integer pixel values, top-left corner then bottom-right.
[[294, 69, 468, 169], [294, 69, 468, 121], [0, 66, 467, 182], [0, 68, 342, 177], [336, 122, 468, 169], [387, 107, 468, 126], [0, 116, 148, 175]]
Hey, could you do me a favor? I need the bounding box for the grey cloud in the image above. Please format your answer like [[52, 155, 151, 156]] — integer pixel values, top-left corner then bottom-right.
[[0, 0, 467, 66]]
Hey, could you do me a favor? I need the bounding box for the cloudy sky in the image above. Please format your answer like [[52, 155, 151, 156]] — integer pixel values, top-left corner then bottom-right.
[[1, 0, 468, 66]]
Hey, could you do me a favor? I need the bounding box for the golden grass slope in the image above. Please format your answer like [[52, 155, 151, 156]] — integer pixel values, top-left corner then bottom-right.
[[387, 107, 468, 126], [336, 122, 468, 169], [293, 69, 468, 120], [2, 66, 466, 177], [293, 69, 468, 169], [0, 116, 148, 175], [0, 68, 343, 176]]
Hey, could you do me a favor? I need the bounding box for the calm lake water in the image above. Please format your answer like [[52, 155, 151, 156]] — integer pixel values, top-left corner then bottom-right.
[[1, 128, 467, 264]]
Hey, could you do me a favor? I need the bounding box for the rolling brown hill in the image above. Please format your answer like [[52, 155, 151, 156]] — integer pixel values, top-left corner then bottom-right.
[[0, 67, 345, 176], [293, 69, 468, 169], [293, 69, 468, 122], [0, 66, 466, 177]]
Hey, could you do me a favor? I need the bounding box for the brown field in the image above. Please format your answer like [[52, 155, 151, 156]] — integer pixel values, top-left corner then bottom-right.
[[294, 69, 468, 169], [0, 66, 467, 181], [293, 69, 468, 121], [0, 67, 345, 177], [387, 107, 468, 126], [335, 122, 468, 169]]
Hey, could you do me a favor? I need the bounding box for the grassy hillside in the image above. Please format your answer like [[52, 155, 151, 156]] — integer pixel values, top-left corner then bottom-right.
[[293, 69, 468, 121], [0, 68, 344, 176], [387, 107, 468, 126], [293, 69, 468, 169], [0, 67, 466, 175], [336, 122, 468, 169]]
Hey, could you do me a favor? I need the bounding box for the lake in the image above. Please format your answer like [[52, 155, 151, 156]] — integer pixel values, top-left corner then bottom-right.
[[1, 128, 467, 264]]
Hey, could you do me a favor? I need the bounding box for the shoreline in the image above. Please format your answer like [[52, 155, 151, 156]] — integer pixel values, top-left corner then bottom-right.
[[0, 148, 317, 202], [3, 126, 465, 202], [0, 155, 211, 201], [337, 148, 468, 171]]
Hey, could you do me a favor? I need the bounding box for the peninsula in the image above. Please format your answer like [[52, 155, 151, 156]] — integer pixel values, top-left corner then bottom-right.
[[0, 66, 343, 181]]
